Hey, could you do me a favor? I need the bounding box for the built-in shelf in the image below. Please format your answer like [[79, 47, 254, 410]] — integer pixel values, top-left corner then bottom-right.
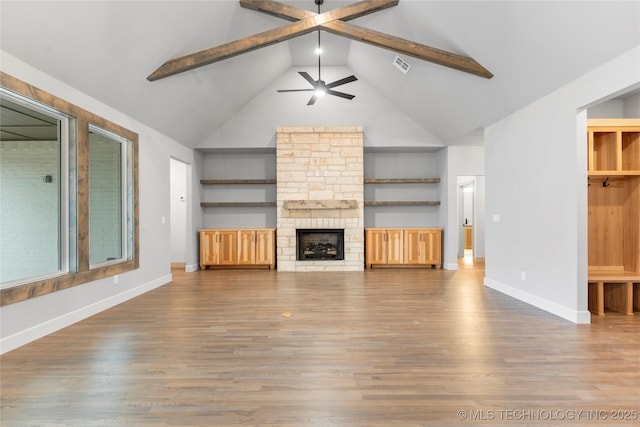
[[364, 178, 440, 184], [364, 201, 441, 206], [200, 202, 276, 207], [200, 178, 277, 208], [364, 177, 440, 207], [200, 179, 276, 185]]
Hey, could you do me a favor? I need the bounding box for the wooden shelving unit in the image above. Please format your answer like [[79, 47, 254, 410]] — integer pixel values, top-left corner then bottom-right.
[[364, 177, 440, 206], [364, 201, 440, 206], [200, 202, 276, 207], [200, 179, 276, 208], [364, 178, 440, 184], [201, 179, 276, 185], [587, 119, 640, 315]]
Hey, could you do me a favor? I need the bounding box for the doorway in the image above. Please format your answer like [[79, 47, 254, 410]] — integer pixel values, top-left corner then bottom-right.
[[457, 176, 485, 262], [170, 158, 191, 271]]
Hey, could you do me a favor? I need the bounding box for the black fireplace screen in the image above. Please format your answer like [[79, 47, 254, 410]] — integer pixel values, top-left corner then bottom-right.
[[296, 229, 345, 261]]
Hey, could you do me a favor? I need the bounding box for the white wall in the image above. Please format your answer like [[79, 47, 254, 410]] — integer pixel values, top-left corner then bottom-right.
[[484, 45, 640, 324], [624, 92, 640, 117], [197, 66, 445, 150], [0, 51, 204, 353]]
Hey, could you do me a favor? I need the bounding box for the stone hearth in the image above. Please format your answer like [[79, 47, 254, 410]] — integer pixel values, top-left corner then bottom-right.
[[276, 126, 364, 272]]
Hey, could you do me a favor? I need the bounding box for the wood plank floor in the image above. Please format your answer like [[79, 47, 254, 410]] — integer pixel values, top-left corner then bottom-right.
[[2, 262, 639, 426]]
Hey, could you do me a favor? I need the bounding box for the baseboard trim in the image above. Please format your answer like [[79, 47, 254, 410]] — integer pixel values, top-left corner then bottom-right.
[[484, 277, 591, 324], [443, 263, 459, 271], [0, 274, 172, 354], [185, 263, 199, 273]]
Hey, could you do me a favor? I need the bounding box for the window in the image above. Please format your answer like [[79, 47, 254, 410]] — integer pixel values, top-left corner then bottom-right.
[[0, 72, 138, 305], [88, 125, 134, 267]]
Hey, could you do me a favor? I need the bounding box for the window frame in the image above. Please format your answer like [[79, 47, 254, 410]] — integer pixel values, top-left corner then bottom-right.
[[0, 72, 139, 306]]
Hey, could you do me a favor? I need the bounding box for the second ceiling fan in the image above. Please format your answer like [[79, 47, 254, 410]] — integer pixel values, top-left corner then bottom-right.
[[278, 0, 357, 106]]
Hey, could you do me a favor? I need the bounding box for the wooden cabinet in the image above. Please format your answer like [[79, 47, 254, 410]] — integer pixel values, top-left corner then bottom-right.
[[365, 228, 441, 269], [587, 119, 640, 315], [365, 229, 403, 267], [200, 229, 275, 270], [404, 229, 441, 267], [464, 226, 473, 250], [200, 230, 237, 266]]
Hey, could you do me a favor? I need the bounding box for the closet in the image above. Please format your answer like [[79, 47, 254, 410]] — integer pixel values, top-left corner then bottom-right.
[[587, 119, 640, 315]]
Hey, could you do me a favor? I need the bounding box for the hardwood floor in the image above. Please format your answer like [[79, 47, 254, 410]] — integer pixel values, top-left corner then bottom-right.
[[2, 261, 639, 426]]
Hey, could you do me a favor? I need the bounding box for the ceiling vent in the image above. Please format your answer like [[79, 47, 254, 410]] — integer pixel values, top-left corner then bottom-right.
[[393, 56, 411, 74]]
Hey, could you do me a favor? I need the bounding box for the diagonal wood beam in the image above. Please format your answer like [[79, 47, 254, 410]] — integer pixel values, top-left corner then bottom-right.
[[147, 0, 398, 81], [241, 0, 493, 79], [324, 21, 493, 79]]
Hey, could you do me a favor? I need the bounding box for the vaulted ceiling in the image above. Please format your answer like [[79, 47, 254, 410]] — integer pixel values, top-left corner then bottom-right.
[[1, 1, 638, 149]]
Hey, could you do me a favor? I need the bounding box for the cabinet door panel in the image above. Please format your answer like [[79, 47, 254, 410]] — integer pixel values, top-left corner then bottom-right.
[[423, 229, 441, 266], [386, 229, 404, 264], [404, 229, 423, 264], [200, 231, 217, 267], [365, 229, 387, 267], [218, 230, 238, 265], [237, 230, 256, 265], [255, 230, 274, 267]]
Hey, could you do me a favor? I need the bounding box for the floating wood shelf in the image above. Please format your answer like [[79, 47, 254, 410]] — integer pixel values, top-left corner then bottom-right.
[[200, 202, 276, 207], [200, 179, 276, 185], [364, 178, 440, 184], [364, 201, 441, 206]]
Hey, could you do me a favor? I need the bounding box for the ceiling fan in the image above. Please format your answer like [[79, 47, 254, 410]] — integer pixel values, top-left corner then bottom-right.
[[278, 7, 357, 106]]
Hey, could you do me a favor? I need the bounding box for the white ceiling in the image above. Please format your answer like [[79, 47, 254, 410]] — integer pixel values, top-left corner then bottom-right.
[[1, 1, 639, 148]]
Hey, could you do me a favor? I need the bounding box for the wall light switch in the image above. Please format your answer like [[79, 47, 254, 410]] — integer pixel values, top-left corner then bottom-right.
[[114, 275, 119, 284], [492, 214, 501, 223], [521, 271, 526, 281]]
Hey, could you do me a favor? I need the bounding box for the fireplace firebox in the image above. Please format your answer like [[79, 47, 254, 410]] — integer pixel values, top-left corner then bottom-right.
[[296, 229, 345, 261]]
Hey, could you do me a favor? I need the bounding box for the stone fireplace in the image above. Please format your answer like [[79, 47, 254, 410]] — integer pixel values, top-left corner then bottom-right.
[[276, 126, 364, 271]]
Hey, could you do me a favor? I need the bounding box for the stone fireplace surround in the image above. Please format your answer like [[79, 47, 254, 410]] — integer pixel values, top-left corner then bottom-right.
[[276, 126, 364, 272]]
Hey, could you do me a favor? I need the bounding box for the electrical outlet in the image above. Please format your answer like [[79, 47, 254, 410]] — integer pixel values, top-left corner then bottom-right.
[[493, 214, 501, 223], [114, 275, 119, 284], [521, 271, 526, 281]]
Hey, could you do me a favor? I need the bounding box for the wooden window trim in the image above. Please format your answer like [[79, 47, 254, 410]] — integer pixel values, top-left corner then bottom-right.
[[0, 72, 139, 306]]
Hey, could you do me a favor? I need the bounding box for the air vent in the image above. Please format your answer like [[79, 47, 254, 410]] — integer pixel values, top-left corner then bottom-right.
[[393, 56, 411, 74]]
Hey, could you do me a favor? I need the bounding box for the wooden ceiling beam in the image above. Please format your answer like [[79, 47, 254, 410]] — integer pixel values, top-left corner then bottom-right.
[[148, 0, 492, 81], [147, 0, 398, 81], [324, 21, 493, 79], [240, 0, 493, 79]]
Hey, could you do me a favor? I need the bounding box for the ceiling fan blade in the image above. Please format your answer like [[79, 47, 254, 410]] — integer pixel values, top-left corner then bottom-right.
[[327, 89, 355, 100], [326, 75, 358, 89], [277, 89, 314, 92], [298, 71, 317, 87], [307, 95, 318, 106]]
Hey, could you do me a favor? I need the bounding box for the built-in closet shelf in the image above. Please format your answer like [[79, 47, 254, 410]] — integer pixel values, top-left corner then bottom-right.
[[364, 178, 440, 184], [588, 171, 640, 177], [364, 201, 441, 206], [200, 202, 277, 208], [200, 179, 276, 185]]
